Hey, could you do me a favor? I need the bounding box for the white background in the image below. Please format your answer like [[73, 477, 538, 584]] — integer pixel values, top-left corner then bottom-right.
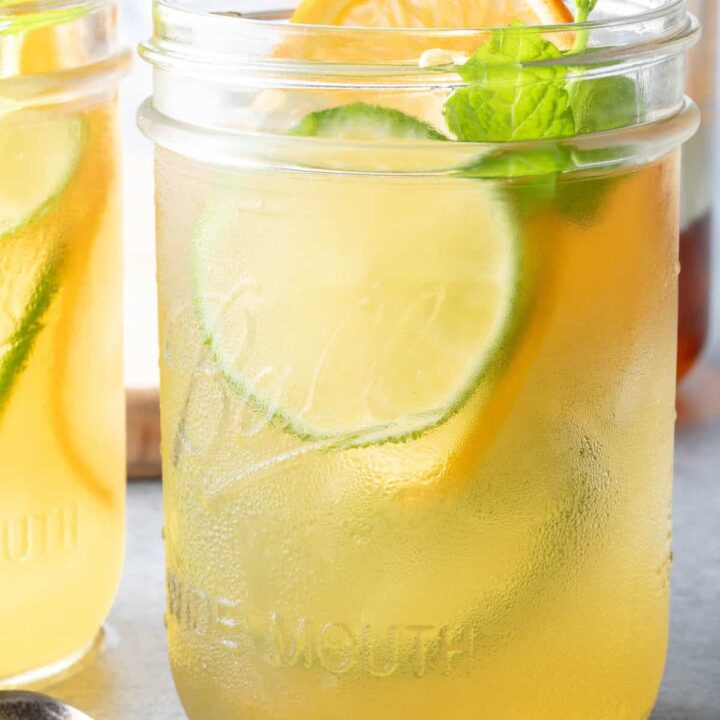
[[118, 1, 157, 388]]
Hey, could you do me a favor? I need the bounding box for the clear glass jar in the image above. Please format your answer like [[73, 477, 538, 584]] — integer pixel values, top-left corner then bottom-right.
[[0, 0, 129, 688], [139, 2, 698, 718]]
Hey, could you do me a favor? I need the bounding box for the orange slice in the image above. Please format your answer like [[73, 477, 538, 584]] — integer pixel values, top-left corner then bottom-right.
[[289, 0, 575, 60], [292, 0, 574, 28], [49, 108, 123, 509]]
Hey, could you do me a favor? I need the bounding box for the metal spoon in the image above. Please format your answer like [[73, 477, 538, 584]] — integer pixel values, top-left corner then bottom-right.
[[0, 692, 93, 720]]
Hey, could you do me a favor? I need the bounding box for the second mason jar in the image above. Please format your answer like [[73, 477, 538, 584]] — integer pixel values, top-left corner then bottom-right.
[[0, 0, 128, 687], [140, 1, 698, 718]]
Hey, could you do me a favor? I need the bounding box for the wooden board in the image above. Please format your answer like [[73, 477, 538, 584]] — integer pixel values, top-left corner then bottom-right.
[[127, 388, 161, 479]]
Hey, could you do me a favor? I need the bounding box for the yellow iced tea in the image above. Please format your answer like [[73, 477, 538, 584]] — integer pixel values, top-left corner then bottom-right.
[[156, 148, 679, 720], [0, 102, 125, 683]]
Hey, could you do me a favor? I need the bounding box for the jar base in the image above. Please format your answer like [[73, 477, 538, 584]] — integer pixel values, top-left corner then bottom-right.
[[0, 630, 103, 691]]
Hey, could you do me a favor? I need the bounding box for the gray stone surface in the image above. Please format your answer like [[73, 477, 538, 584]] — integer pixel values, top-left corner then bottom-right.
[[47, 397, 719, 719], [50, 482, 181, 720], [654, 386, 720, 720]]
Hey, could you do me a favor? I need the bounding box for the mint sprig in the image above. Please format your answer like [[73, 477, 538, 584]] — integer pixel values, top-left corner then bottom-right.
[[445, 6, 636, 150], [446, 6, 639, 220], [444, 24, 575, 143], [447, 10, 639, 186]]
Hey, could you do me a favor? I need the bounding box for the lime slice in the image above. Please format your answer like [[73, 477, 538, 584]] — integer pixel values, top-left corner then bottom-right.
[[0, 4, 85, 36], [0, 116, 85, 237], [291, 103, 448, 142], [194, 167, 520, 446], [0, 116, 86, 413]]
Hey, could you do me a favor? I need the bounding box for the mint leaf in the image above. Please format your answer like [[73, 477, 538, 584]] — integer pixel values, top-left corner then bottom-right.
[[459, 146, 573, 179], [444, 25, 575, 143], [457, 147, 571, 221], [569, 75, 639, 134]]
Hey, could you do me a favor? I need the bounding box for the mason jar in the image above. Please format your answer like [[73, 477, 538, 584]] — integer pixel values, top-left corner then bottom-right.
[[0, 0, 129, 688], [139, 2, 698, 718]]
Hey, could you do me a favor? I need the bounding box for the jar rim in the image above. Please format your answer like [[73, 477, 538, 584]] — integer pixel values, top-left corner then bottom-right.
[[151, 0, 687, 34], [0, 0, 110, 13], [0, 0, 127, 91], [0, 0, 112, 30], [139, 0, 699, 157], [141, 0, 696, 76], [138, 95, 699, 176]]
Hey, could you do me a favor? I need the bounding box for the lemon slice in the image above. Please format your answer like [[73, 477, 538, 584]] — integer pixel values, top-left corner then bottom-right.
[[194, 170, 519, 446], [0, 116, 86, 411], [292, 0, 573, 28]]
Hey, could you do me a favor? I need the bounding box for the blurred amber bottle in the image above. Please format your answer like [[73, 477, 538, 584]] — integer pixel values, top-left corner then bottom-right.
[[679, 0, 717, 380]]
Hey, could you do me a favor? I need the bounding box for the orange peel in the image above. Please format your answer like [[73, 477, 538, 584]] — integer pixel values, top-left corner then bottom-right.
[[292, 0, 573, 28]]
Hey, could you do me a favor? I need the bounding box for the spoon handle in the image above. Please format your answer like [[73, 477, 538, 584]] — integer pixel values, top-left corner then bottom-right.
[[0, 691, 93, 720]]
